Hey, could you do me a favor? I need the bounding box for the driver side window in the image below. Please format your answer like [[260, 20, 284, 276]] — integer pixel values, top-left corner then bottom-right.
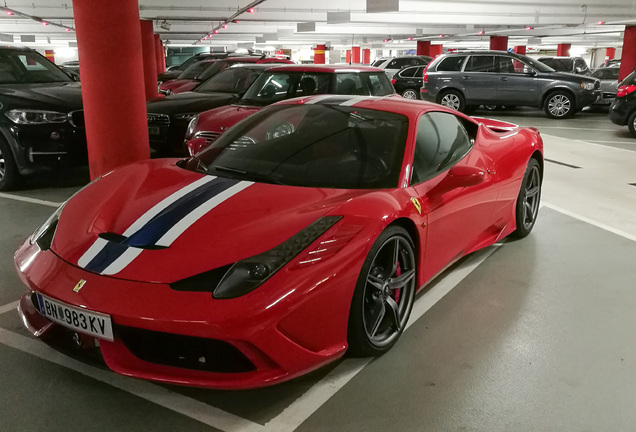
[[410, 112, 473, 185]]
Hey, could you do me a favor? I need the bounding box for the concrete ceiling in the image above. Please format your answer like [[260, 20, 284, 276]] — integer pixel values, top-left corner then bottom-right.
[[0, 0, 633, 53]]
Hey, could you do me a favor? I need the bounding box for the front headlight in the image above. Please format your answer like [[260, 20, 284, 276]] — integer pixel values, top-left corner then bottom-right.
[[185, 114, 199, 139], [213, 216, 343, 299], [581, 82, 595, 91], [29, 202, 66, 250], [174, 112, 197, 122], [5, 109, 67, 125]]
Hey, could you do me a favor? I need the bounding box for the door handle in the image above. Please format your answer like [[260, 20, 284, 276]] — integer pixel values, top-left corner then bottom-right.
[[462, 76, 470, 80], [500, 76, 508, 81]]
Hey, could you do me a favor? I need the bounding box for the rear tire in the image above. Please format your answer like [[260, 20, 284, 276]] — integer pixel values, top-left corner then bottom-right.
[[627, 111, 636, 138], [438, 89, 465, 112], [510, 158, 542, 238], [0, 137, 20, 191], [401, 89, 419, 99], [347, 226, 416, 357]]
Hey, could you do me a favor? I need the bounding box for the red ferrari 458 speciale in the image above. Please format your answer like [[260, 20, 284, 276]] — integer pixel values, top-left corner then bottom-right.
[[15, 95, 543, 389]]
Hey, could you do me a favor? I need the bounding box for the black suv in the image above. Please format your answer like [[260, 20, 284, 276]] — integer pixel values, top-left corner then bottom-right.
[[609, 70, 636, 136], [421, 51, 600, 118], [0, 46, 84, 190]]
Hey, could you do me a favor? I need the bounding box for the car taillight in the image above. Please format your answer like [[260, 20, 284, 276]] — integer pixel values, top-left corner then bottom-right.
[[391, 78, 396, 84], [423, 63, 430, 83], [617, 85, 636, 98]]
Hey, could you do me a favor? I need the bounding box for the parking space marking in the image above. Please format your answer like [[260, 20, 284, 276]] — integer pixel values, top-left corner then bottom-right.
[[263, 246, 498, 432], [0, 328, 265, 432], [539, 126, 617, 132], [0, 301, 18, 316], [543, 202, 636, 243], [0, 192, 62, 208]]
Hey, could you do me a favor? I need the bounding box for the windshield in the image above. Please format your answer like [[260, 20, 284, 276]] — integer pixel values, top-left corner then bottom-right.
[[240, 72, 332, 106], [186, 104, 408, 189], [516, 54, 554, 73], [177, 61, 215, 80], [540, 58, 573, 72], [0, 50, 72, 84], [592, 68, 619, 80], [196, 62, 228, 81], [195, 67, 262, 94]]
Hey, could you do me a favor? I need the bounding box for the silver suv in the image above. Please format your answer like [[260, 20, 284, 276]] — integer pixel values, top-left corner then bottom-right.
[[421, 51, 601, 118], [372, 55, 432, 79]]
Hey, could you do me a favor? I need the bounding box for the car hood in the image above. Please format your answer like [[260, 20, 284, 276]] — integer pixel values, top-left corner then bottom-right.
[[0, 82, 83, 111], [196, 104, 262, 133], [539, 71, 598, 84], [146, 92, 238, 115], [159, 79, 194, 91], [52, 159, 366, 283], [158, 70, 181, 82]]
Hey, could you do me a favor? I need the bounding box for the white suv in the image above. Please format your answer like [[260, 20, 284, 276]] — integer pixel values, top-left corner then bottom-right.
[[371, 55, 432, 79]]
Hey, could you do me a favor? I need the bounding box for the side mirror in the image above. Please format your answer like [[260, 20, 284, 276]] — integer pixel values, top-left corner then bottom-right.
[[575, 66, 586, 74], [186, 137, 208, 157], [431, 165, 485, 196]]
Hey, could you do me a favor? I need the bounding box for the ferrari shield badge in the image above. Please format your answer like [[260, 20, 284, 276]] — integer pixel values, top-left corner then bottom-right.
[[410, 197, 422, 214], [73, 279, 87, 293]]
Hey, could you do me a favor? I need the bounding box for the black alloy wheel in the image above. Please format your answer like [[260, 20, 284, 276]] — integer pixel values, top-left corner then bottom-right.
[[544, 91, 574, 119], [628, 111, 636, 138], [511, 158, 542, 238], [348, 225, 416, 356], [0, 138, 19, 191]]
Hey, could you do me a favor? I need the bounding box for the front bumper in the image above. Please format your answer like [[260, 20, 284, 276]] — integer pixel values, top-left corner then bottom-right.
[[14, 238, 361, 389], [577, 90, 602, 109]]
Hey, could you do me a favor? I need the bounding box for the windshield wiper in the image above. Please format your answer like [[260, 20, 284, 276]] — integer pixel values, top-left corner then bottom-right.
[[212, 165, 285, 185]]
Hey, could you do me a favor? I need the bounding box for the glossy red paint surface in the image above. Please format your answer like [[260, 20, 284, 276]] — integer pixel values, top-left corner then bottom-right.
[[16, 96, 543, 389]]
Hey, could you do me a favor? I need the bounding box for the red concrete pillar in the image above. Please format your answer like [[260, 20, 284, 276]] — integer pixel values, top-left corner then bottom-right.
[[490, 36, 508, 51], [72, 0, 149, 180], [161, 40, 166, 72], [557, 43, 571, 57], [430, 45, 443, 57], [346, 50, 351, 63], [606, 47, 616, 61], [514, 45, 527, 55], [140, 20, 158, 100], [314, 44, 326, 64], [352, 46, 361, 63], [44, 49, 55, 63], [619, 26, 636, 81], [417, 41, 431, 56], [154, 34, 165, 74], [363, 48, 371, 64]]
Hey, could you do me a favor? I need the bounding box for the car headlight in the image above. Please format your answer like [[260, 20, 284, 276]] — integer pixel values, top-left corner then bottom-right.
[[266, 122, 295, 140], [30, 202, 66, 250], [174, 113, 197, 122], [185, 114, 199, 139], [581, 82, 595, 91], [5, 109, 67, 125], [213, 216, 342, 299]]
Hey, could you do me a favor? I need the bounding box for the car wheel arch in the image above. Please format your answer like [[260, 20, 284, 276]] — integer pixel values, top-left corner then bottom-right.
[[542, 87, 576, 107]]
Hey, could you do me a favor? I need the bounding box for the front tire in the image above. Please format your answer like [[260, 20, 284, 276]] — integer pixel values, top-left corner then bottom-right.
[[510, 158, 542, 238], [627, 111, 636, 138], [438, 90, 465, 112], [0, 137, 20, 191], [347, 225, 417, 357], [544, 91, 574, 119], [401, 89, 419, 99]]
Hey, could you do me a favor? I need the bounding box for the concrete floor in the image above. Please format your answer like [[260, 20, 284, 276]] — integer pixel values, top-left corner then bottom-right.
[[1, 105, 635, 431]]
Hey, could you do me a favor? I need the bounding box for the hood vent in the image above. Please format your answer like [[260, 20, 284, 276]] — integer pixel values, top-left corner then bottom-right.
[[98, 232, 168, 250]]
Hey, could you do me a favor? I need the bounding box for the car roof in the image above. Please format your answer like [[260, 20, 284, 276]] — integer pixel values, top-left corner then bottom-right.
[[276, 95, 457, 118], [0, 45, 34, 52], [228, 63, 280, 70], [262, 64, 384, 73]]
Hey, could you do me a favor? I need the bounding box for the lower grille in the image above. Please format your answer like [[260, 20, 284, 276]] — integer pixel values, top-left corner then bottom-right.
[[147, 113, 170, 125], [117, 326, 256, 373]]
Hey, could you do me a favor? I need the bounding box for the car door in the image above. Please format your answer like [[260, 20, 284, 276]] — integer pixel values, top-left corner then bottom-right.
[[406, 111, 498, 281], [462, 55, 500, 104], [494, 56, 538, 106]]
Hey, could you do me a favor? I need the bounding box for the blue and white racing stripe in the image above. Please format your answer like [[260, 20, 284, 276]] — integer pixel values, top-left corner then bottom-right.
[[78, 176, 253, 275]]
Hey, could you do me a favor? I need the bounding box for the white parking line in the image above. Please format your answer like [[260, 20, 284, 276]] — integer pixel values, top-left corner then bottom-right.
[[263, 246, 498, 432], [0, 301, 18, 316], [0, 327, 265, 432], [0, 192, 62, 208], [539, 126, 617, 132]]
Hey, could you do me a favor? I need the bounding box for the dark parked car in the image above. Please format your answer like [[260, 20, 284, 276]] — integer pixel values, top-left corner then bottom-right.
[[391, 65, 426, 99], [421, 51, 601, 118], [538, 56, 591, 75], [147, 63, 270, 154], [159, 57, 293, 95], [0, 46, 85, 191], [591, 67, 619, 106], [609, 70, 636, 136], [158, 52, 232, 83], [372, 55, 432, 79]]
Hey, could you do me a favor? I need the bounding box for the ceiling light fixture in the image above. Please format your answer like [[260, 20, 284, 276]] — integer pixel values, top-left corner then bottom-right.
[[525, 26, 534, 30], [478, 30, 485, 35], [597, 20, 605, 25]]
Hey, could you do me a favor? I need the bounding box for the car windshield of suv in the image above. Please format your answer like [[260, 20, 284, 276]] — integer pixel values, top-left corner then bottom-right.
[[516, 55, 554, 73], [239, 72, 332, 106], [188, 104, 408, 189], [177, 61, 215, 80], [0, 50, 71, 84], [592, 68, 620, 80], [195, 67, 262, 94], [539, 58, 573, 72]]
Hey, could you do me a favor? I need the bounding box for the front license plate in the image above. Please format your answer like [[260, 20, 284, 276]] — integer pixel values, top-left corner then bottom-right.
[[35, 293, 114, 341], [148, 126, 160, 135]]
